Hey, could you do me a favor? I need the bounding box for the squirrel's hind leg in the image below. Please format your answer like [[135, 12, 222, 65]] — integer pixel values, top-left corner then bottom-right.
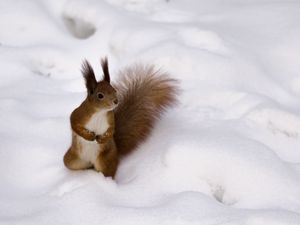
[[64, 148, 92, 170], [94, 143, 118, 177]]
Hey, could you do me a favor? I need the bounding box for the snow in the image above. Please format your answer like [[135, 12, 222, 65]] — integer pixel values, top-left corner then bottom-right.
[[1, 0, 300, 224]]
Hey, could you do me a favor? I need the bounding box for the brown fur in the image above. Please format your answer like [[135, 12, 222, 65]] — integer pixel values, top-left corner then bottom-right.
[[82, 60, 97, 94], [64, 59, 178, 177], [101, 57, 110, 83], [114, 65, 178, 155], [64, 58, 119, 177]]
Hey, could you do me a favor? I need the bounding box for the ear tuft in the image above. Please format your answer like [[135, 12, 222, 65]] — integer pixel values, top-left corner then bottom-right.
[[81, 60, 97, 94], [101, 57, 110, 83]]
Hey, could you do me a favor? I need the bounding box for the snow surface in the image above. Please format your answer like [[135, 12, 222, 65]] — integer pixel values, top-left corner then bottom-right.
[[1, 0, 300, 224]]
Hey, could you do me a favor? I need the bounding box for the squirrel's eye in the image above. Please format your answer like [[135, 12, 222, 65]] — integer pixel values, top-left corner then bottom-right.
[[97, 93, 104, 99]]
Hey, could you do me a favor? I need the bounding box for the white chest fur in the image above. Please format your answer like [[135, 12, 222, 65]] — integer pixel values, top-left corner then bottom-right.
[[78, 110, 109, 163], [85, 110, 109, 135]]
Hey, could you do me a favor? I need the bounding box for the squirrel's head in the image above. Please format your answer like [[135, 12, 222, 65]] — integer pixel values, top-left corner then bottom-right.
[[82, 58, 118, 111]]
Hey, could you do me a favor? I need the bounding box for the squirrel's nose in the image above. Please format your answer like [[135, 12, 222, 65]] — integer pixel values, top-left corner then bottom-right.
[[113, 98, 118, 105]]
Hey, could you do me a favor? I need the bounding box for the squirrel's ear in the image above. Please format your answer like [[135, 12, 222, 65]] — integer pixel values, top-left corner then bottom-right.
[[101, 57, 110, 83], [81, 60, 97, 94]]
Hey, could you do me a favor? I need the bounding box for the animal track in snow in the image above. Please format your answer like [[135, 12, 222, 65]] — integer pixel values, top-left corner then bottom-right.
[[63, 15, 96, 39], [31, 60, 56, 77], [62, 1, 98, 39], [30, 57, 66, 78], [245, 108, 300, 138], [210, 183, 237, 206], [211, 184, 225, 203]]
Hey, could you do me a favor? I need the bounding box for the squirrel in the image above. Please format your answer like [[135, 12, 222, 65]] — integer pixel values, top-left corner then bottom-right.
[[63, 57, 178, 177]]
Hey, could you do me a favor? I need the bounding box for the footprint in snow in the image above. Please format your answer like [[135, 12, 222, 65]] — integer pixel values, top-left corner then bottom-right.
[[63, 15, 96, 39], [210, 183, 237, 205], [30, 58, 65, 78], [245, 108, 300, 138]]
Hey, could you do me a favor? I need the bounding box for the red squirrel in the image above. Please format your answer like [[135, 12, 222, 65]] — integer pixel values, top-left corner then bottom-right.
[[64, 58, 178, 177]]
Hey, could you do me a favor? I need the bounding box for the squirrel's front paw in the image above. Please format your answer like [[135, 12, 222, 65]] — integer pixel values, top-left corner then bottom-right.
[[95, 135, 105, 144], [86, 131, 96, 141], [103, 130, 113, 139], [95, 132, 112, 144]]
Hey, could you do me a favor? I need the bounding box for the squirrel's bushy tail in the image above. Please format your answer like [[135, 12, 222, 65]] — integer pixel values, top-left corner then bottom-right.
[[114, 65, 178, 155]]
